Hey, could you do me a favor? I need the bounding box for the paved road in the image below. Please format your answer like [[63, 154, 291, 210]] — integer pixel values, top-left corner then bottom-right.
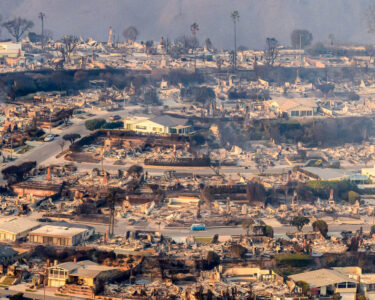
[[66, 161, 271, 177], [0, 287, 76, 300], [0, 108, 141, 184], [75, 216, 372, 240]]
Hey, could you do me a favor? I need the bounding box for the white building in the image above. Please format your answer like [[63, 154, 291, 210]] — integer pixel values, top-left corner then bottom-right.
[[0, 42, 23, 58], [268, 97, 319, 117], [0, 218, 39, 242], [124, 115, 193, 135]]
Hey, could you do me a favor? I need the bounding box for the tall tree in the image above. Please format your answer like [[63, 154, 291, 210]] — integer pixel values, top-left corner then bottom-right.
[[312, 220, 328, 238], [123, 26, 138, 43], [205, 38, 213, 51], [230, 10, 240, 71], [291, 29, 313, 49], [365, 4, 375, 36], [290, 215, 309, 232], [127, 165, 143, 178], [190, 22, 199, 71], [2, 17, 34, 42], [190, 22, 199, 37], [63, 133, 81, 144], [328, 33, 335, 46], [59, 35, 78, 63], [316, 82, 335, 98], [264, 37, 279, 66], [200, 186, 212, 206], [0, 15, 3, 37], [145, 40, 154, 57], [216, 57, 223, 71], [38, 12, 46, 48]]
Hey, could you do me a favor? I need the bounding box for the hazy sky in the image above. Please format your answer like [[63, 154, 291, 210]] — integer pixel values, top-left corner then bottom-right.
[[0, 0, 374, 49]]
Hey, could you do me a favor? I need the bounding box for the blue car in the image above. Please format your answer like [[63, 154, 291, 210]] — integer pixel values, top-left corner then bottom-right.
[[190, 224, 206, 231]]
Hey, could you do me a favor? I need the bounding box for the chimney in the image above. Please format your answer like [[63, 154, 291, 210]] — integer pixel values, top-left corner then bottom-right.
[[46, 167, 51, 181], [102, 172, 108, 185], [73, 257, 77, 263], [54, 260, 58, 266]]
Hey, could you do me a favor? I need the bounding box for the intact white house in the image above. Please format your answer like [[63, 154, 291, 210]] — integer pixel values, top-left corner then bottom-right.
[[268, 97, 319, 117], [124, 115, 193, 135]]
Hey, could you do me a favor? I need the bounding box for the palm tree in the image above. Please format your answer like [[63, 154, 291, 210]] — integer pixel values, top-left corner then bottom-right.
[[190, 22, 199, 37], [190, 22, 199, 71], [230, 10, 240, 71], [38, 12, 46, 49]]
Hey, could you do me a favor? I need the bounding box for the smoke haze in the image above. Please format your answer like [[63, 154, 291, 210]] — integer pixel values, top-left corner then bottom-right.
[[0, 0, 373, 48]]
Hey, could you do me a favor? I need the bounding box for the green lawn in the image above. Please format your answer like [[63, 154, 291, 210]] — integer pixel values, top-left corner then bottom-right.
[[17, 145, 34, 154], [1, 276, 17, 286], [275, 254, 314, 267], [195, 236, 213, 244]]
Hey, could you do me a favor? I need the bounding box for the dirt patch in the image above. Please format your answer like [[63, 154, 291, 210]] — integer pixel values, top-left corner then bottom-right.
[[65, 152, 100, 163]]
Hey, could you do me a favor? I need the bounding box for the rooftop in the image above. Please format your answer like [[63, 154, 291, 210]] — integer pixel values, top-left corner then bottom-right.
[[51, 260, 116, 278], [271, 97, 318, 111], [300, 167, 349, 181], [149, 115, 189, 128], [30, 225, 89, 237], [0, 218, 40, 235], [289, 269, 356, 288]]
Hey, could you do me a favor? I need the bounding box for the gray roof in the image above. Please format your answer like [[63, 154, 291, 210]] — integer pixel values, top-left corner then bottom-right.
[[0, 218, 40, 235], [301, 167, 349, 181], [71, 264, 116, 278], [30, 225, 91, 237], [51, 260, 116, 278], [150, 115, 188, 128], [289, 269, 356, 288], [53, 262, 80, 271]]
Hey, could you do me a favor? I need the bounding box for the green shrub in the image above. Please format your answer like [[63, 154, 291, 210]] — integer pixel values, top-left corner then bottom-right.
[[85, 119, 106, 131], [275, 254, 313, 267], [348, 191, 360, 204]]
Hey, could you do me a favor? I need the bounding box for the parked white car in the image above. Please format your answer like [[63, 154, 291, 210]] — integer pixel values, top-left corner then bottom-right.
[[44, 134, 55, 142]]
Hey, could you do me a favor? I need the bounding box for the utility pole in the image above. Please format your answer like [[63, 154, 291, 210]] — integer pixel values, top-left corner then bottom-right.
[[49, 109, 52, 134], [43, 267, 46, 300], [234, 21, 237, 70], [39, 12, 46, 49], [230, 11, 239, 71], [10, 130, 13, 161], [107, 190, 116, 236], [101, 147, 104, 173]]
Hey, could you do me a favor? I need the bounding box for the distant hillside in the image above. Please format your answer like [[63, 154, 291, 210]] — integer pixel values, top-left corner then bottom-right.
[[0, 0, 374, 48]]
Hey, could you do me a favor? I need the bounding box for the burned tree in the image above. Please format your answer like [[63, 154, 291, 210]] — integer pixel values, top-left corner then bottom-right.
[[123, 26, 138, 43], [230, 10, 240, 71], [1, 161, 36, 184], [291, 29, 313, 49], [200, 185, 212, 206], [127, 165, 143, 179], [58, 35, 79, 63], [38, 12, 46, 48], [264, 37, 279, 67], [2, 17, 34, 42]]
